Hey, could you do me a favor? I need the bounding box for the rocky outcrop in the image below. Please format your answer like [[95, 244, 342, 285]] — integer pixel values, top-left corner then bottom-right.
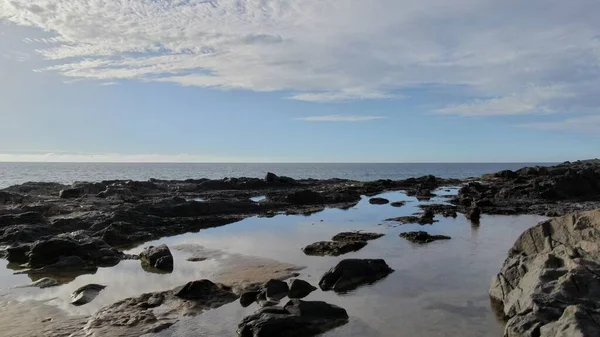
[[140, 244, 174, 272], [490, 210, 600, 337], [399, 231, 451, 244], [84, 279, 237, 336], [453, 160, 600, 216], [237, 299, 349, 337], [319, 259, 393, 292]]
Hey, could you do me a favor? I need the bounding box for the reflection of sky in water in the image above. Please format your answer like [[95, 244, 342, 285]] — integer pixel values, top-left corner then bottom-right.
[[0, 190, 546, 336]]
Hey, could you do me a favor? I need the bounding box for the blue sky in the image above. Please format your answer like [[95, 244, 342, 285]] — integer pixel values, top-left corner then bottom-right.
[[0, 0, 598, 163]]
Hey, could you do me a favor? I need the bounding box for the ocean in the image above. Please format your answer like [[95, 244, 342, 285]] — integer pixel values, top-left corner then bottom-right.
[[0, 162, 553, 188]]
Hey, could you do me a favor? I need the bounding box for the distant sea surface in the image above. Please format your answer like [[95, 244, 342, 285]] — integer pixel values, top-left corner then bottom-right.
[[0, 162, 555, 188]]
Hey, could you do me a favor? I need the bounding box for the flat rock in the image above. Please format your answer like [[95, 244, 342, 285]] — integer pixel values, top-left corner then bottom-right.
[[237, 299, 348, 337], [399, 231, 451, 244], [390, 201, 406, 207], [331, 231, 384, 242], [490, 210, 600, 337], [319, 259, 393, 292], [302, 240, 367, 256], [369, 197, 389, 205]]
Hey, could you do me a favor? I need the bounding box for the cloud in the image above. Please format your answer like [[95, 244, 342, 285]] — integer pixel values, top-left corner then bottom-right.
[[296, 115, 386, 122], [518, 115, 600, 134], [0, 0, 599, 113]]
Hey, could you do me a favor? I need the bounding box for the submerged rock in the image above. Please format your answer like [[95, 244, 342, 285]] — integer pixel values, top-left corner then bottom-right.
[[399, 231, 451, 244], [288, 279, 317, 299], [390, 201, 406, 207], [386, 211, 436, 225], [319, 259, 394, 292], [71, 284, 106, 306], [302, 240, 367, 257], [237, 299, 349, 337], [369, 197, 389, 205], [490, 210, 600, 337], [140, 244, 174, 272]]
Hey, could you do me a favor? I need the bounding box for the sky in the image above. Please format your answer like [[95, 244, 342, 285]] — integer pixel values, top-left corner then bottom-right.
[[0, 0, 598, 163]]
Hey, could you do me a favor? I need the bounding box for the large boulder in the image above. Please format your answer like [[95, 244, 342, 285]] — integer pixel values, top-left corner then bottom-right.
[[140, 244, 174, 272], [319, 259, 393, 292], [237, 299, 348, 337], [490, 210, 600, 337], [27, 234, 122, 268]]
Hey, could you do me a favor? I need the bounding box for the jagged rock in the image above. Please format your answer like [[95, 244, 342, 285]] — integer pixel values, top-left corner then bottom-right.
[[237, 299, 348, 337], [302, 240, 367, 256], [265, 172, 278, 183], [59, 188, 83, 199], [331, 231, 384, 242], [399, 231, 451, 244], [490, 210, 600, 337], [256, 291, 279, 307], [5, 244, 31, 263], [369, 197, 389, 205], [0, 212, 46, 226], [71, 284, 106, 306], [319, 259, 393, 292], [288, 279, 317, 299], [140, 244, 173, 272]]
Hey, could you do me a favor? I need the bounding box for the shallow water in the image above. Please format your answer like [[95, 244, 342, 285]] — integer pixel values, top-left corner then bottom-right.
[[0, 189, 546, 336]]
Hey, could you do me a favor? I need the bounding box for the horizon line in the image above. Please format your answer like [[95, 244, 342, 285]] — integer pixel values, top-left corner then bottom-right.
[[0, 161, 562, 164]]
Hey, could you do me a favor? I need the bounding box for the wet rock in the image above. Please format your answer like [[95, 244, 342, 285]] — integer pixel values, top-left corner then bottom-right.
[[71, 284, 106, 306], [5, 244, 31, 263], [264, 279, 289, 301], [466, 206, 481, 223], [390, 201, 406, 207], [240, 291, 260, 307], [399, 231, 451, 244], [256, 291, 279, 307], [369, 197, 389, 205], [140, 244, 174, 272], [28, 235, 123, 268], [265, 172, 278, 183], [32, 277, 59, 288], [419, 204, 458, 218], [490, 210, 600, 337], [15, 256, 96, 276], [237, 299, 349, 337], [187, 257, 208, 262], [386, 211, 436, 225], [319, 259, 394, 292], [286, 190, 324, 205], [59, 188, 83, 199], [0, 191, 29, 204], [416, 189, 435, 199], [0, 212, 46, 226], [302, 240, 367, 257], [174, 280, 223, 300], [288, 279, 317, 299], [85, 279, 237, 336], [331, 231, 384, 242]]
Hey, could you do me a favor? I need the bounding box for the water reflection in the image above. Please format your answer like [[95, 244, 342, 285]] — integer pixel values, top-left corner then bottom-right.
[[0, 189, 545, 336]]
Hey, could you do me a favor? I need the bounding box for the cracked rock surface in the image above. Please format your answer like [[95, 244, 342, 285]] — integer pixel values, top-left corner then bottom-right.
[[490, 210, 600, 337]]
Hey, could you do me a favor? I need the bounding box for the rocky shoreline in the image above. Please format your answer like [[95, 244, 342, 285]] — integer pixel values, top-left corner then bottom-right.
[[0, 160, 599, 336]]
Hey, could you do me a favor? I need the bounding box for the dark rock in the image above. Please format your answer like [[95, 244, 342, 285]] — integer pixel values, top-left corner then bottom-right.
[[466, 206, 481, 223], [416, 189, 434, 198], [187, 257, 208, 262], [237, 299, 348, 337], [264, 279, 289, 301], [0, 212, 46, 227], [286, 190, 323, 205], [59, 188, 83, 199], [386, 211, 436, 225], [140, 244, 173, 272], [256, 291, 279, 307], [319, 259, 394, 292], [174, 280, 223, 300], [399, 231, 451, 244], [265, 172, 278, 183], [288, 279, 317, 299], [240, 291, 259, 307], [369, 197, 389, 205], [331, 231, 384, 242], [390, 201, 406, 207], [0, 191, 28, 204], [28, 235, 121, 268], [5, 244, 30, 263], [302, 240, 367, 256]]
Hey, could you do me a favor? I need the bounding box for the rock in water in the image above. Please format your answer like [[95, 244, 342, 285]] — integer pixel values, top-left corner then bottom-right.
[[174, 280, 221, 300], [288, 279, 317, 299], [399, 231, 451, 244], [466, 206, 481, 223], [390, 201, 406, 207], [240, 291, 260, 307], [32, 277, 58, 288], [302, 241, 367, 256], [237, 299, 348, 337], [331, 232, 384, 242], [71, 284, 106, 306], [140, 244, 174, 272], [264, 279, 289, 301], [490, 210, 600, 337], [319, 259, 393, 292], [369, 197, 389, 205]]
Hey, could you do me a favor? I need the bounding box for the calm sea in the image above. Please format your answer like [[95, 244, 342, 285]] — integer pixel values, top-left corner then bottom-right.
[[0, 162, 553, 188]]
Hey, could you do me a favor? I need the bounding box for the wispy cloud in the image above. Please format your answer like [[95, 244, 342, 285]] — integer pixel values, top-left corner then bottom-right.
[[296, 115, 386, 122], [0, 0, 599, 113], [518, 115, 600, 134]]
